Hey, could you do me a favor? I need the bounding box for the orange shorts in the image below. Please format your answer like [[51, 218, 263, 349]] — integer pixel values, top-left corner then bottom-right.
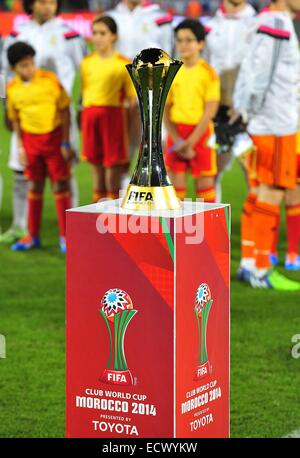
[[165, 124, 217, 178], [22, 127, 70, 182], [250, 134, 297, 189], [81, 106, 128, 167]]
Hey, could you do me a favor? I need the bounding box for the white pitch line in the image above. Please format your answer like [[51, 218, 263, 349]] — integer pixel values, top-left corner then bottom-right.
[[283, 429, 300, 438]]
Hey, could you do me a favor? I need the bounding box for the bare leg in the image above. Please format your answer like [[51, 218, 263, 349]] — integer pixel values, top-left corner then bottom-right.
[[91, 164, 106, 202], [169, 172, 186, 200], [28, 180, 45, 193], [196, 176, 216, 202], [105, 165, 123, 200], [258, 184, 284, 206], [285, 185, 300, 206]]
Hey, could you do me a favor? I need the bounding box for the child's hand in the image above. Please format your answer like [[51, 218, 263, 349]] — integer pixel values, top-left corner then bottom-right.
[[174, 139, 189, 153], [181, 146, 196, 160], [61, 144, 75, 163], [18, 142, 27, 167], [175, 140, 196, 159]]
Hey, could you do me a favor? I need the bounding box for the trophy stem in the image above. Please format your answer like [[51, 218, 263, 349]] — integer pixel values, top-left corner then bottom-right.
[[148, 90, 153, 187]]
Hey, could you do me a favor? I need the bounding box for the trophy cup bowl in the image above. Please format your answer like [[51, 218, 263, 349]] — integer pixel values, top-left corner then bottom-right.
[[121, 48, 182, 211]]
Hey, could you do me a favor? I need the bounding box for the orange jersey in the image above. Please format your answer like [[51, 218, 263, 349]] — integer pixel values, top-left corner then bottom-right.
[[6, 69, 70, 134], [80, 51, 136, 108], [167, 58, 220, 125]]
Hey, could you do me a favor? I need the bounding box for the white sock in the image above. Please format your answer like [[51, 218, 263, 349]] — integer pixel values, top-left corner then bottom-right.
[[70, 175, 79, 208], [240, 258, 255, 271], [12, 172, 28, 231]]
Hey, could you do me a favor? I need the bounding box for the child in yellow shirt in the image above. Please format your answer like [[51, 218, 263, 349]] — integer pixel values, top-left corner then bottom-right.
[[80, 15, 136, 203], [164, 19, 220, 202], [6, 41, 72, 253]]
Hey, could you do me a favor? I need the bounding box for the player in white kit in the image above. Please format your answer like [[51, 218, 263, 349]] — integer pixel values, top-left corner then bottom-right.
[[233, 0, 300, 289], [0, 0, 86, 244]]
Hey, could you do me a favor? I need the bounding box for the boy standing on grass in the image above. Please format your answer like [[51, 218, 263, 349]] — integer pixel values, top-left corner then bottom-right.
[[164, 19, 220, 203], [6, 42, 73, 253], [1, 0, 86, 245], [80, 16, 136, 203]]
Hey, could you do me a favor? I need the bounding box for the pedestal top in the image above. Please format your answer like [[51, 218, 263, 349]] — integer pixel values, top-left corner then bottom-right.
[[67, 199, 230, 218]]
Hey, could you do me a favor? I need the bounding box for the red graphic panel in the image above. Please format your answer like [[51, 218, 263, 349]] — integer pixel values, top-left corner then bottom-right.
[[175, 208, 230, 438], [66, 206, 230, 438], [66, 213, 174, 438]]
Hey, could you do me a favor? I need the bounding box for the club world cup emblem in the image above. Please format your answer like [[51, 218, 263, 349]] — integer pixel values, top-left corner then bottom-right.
[[194, 283, 213, 380], [99, 289, 137, 386]]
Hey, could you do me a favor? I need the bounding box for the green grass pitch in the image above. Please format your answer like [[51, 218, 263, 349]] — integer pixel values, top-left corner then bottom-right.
[[0, 92, 300, 437]]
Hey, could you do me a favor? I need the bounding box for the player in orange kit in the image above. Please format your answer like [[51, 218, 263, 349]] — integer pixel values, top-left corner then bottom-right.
[[234, 0, 300, 289], [164, 19, 220, 203], [6, 42, 73, 253], [80, 15, 136, 203]]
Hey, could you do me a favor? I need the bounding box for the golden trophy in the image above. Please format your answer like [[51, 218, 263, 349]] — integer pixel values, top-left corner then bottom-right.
[[121, 48, 182, 211]]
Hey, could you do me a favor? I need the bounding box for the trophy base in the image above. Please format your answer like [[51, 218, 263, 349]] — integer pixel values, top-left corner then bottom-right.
[[101, 369, 133, 386], [121, 185, 181, 211], [194, 361, 212, 381]]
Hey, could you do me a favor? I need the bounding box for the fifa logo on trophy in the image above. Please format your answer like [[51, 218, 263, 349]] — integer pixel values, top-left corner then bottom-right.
[[99, 289, 137, 386], [121, 48, 182, 211], [194, 283, 213, 380]]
